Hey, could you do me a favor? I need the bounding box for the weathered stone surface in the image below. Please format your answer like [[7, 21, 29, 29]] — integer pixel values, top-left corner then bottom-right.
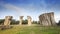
[[27, 16, 32, 26], [4, 16, 13, 26], [19, 16, 24, 25], [39, 12, 56, 26]]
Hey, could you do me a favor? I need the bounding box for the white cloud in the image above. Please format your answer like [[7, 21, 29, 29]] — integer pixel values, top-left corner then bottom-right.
[[2, 4, 36, 20], [3, 4, 31, 16], [55, 14, 60, 23], [4, 4, 25, 12], [0, 2, 60, 22]]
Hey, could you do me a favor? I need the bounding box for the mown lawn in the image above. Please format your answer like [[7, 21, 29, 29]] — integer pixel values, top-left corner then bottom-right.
[[0, 25, 60, 34]]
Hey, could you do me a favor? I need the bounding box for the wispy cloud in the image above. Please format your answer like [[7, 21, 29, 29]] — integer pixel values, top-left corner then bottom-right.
[[0, 0, 60, 22]]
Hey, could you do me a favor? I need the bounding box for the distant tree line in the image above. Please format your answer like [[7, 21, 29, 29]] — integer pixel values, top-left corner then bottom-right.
[[0, 19, 5, 25], [1, 19, 60, 25], [57, 20, 60, 26], [10, 19, 19, 25], [0, 19, 20, 25], [0, 19, 39, 25]]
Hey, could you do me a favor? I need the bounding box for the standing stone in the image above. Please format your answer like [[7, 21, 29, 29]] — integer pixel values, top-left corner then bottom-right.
[[27, 16, 32, 26], [19, 16, 24, 25], [39, 12, 56, 26], [48, 12, 56, 25], [4, 16, 13, 26]]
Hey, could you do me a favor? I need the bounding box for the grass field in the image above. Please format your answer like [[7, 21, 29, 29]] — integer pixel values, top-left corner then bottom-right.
[[0, 25, 60, 34]]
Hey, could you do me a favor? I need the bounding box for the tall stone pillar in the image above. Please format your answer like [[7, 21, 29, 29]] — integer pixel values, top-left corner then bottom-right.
[[27, 16, 32, 26], [4, 16, 13, 26], [39, 14, 50, 26], [49, 12, 56, 25], [19, 16, 24, 25], [39, 12, 56, 26]]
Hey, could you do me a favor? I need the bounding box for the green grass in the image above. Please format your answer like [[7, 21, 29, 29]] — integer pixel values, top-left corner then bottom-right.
[[0, 25, 60, 34]]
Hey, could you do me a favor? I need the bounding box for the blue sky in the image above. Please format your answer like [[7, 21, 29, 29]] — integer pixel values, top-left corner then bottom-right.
[[0, 0, 60, 22]]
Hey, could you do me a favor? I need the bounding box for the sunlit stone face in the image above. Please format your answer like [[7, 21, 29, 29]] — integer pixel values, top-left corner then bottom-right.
[[19, 16, 24, 25], [4, 16, 13, 26], [39, 12, 56, 26], [27, 16, 32, 26]]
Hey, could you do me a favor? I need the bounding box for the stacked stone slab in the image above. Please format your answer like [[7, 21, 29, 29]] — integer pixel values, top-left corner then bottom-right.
[[27, 16, 32, 26], [39, 12, 56, 26], [4, 16, 13, 26], [19, 16, 24, 25]]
